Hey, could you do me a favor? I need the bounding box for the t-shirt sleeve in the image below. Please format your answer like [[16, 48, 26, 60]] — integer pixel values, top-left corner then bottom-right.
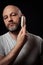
[[0, 43, 5, 56]]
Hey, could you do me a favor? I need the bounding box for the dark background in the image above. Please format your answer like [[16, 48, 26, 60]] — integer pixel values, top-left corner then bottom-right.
[[0, 0, 43, 38]]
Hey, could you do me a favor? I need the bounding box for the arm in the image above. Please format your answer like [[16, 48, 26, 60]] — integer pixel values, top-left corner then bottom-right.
[[0, 25, 27, 65]]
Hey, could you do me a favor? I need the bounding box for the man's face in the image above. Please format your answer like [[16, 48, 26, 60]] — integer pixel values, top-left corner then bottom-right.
[[3, 5, 21, 32]]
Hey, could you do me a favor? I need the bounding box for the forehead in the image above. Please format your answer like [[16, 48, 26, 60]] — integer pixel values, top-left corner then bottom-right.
[[3, 5, 19, 16]]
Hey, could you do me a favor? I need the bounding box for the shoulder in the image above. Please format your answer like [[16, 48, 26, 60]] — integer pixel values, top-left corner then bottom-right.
[[27, 32, 43, 53], [0, 32, 9, 38], [27, 32, 43, 43], [0, 32, 9, 44], [27, 32, 43, 49]]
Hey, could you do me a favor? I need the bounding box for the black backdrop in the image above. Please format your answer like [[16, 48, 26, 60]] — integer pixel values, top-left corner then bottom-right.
[[0, 0, 43, 38]]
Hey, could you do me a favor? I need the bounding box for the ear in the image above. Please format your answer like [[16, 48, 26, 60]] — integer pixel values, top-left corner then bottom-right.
[[18, 10, 23, 17]]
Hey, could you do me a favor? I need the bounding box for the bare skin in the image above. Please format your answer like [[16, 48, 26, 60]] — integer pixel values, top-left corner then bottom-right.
[[0, 5, 27, 65]]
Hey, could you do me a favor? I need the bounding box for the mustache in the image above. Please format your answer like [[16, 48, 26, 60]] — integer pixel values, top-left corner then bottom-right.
[[7, 23, 17, 28], [8, 20, 17, 24], [8, 21, 17, 25], [7, 20, 21, 27]]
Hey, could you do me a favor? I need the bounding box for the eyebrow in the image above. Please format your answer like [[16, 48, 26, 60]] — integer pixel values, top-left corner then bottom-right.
[[10, 12, 18, 15], [3, 11, 18, 16], [3, 12, 18, 18]]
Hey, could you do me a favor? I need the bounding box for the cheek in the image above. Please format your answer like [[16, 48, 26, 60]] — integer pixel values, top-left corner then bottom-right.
[[13, 17, 20, 23], [4, 20, 8, 26]]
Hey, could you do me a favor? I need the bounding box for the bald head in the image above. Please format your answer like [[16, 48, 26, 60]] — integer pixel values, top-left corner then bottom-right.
[[3, 5, 22, 17]]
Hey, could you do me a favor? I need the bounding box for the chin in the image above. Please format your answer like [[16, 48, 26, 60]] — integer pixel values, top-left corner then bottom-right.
[[8, 26, 21, 33], [7, 22, 21, 33]]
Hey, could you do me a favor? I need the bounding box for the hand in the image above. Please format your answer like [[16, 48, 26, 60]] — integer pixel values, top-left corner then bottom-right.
[[17, 25, 27, 46]]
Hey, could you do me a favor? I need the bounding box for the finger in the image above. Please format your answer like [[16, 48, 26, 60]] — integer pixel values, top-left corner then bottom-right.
[[23, 25, 26, 33], [18, 26, 24, 36], [21, 25, 26, 36]]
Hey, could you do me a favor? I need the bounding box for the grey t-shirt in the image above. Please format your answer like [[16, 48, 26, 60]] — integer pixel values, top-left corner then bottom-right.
[[0, 32, 16, 55], [0, 32, 43, 65]]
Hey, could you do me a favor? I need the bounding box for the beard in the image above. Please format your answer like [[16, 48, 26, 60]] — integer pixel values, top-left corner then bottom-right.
[[5, 21, 21, 33]]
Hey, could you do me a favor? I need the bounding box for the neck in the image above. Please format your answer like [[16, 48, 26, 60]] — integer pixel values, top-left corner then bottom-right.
[[9, 31, 19, 40]]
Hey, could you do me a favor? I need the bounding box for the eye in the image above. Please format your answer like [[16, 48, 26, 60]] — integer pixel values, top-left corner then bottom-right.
[[11, 13, 17, 16], [3, 16, 8, 20]]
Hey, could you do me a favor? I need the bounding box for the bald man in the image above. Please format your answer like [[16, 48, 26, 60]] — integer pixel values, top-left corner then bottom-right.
[[0, 5, 43, 65]]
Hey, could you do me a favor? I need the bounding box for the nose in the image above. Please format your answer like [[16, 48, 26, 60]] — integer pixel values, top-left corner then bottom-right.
[[8, 16, 12, 22]]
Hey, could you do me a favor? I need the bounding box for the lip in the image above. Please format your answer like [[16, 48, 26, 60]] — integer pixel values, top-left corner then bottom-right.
[[9, 23, 14, 27]]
